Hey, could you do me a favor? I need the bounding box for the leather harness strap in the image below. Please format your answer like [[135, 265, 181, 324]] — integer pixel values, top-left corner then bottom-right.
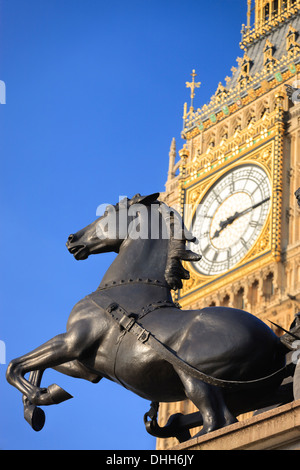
[[88, 292, 289, 391], [107, 302, 150, 344]]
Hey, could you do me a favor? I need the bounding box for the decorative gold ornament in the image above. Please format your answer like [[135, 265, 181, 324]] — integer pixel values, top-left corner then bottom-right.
[[186, 70, 201, 112]]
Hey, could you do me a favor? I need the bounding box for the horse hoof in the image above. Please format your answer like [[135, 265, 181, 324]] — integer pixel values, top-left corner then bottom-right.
[[47, 383, 73, 404], [24, 404, 45, 432]]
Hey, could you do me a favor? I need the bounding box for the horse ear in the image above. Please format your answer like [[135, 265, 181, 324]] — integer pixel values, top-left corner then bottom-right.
[[130, 193, 160, 206]]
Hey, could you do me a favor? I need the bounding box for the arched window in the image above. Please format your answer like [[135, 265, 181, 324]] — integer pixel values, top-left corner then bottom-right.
[[264, 2, 270, 21], [235, 288, 245, 310], [264, 272, 274, 300], [272, 0, 278, 15], [221, 294, 230, 307], [250, 280, 259, 306]]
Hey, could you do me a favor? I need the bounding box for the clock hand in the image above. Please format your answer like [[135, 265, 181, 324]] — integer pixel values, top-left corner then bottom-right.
[[212, 211, 240, 239], [225, 196, 270, 224], [212, 196, 270, 239]]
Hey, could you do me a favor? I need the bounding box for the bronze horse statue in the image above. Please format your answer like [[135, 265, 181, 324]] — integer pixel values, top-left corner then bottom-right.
[[6, 193, 296, 441]]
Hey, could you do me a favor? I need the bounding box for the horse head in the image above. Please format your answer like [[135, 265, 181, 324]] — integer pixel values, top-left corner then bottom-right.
[[66, 192, 201, 290], [66, 193, 160, 260]]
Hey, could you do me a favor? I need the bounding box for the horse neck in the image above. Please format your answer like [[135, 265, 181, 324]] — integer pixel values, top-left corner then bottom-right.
[[98, 236, 173, 310]]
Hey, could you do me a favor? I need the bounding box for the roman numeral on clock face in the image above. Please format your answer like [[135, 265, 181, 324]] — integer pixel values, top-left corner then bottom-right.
[[241, 238, 248, 248], [249, 220, 258, 227]]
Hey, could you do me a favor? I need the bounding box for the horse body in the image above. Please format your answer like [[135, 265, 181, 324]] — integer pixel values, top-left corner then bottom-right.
[[6, 193, 291, 437], [68, 290, 284, 404]]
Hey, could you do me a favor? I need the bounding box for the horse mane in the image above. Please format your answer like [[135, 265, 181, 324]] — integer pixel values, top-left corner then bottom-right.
[[119, 194, 201, 291], [158, 203, 201, 291]]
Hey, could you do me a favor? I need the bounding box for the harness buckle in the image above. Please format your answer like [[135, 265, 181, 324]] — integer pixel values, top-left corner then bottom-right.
[[137, 328, 150, 343], [119, 314, 135, 332]]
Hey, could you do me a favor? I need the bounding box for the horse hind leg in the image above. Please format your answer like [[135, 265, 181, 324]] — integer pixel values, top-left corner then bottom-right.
[[176, 369, 237, 436]]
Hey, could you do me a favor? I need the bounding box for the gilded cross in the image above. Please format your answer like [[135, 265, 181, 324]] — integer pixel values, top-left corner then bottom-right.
[[186, 69, 201, 111]]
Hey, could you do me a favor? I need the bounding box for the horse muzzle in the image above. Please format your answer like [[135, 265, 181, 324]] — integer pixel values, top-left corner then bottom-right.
[[66, 235, 89, 260]]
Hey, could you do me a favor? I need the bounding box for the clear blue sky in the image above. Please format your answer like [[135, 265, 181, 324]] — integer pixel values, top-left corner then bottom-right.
[[1, 0, 246, 450]]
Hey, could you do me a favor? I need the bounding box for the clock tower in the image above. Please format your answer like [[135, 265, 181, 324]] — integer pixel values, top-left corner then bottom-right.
[[158, 0, 300, 450]]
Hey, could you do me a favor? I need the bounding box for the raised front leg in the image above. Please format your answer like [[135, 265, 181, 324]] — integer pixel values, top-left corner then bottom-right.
[[22, 361, 102, 431], [6, 332, 76, 405], [6, 318, 99, 406]]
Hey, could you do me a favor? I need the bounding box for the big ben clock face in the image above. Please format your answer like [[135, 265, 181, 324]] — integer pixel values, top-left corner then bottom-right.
[[189, 164, 271, 276]]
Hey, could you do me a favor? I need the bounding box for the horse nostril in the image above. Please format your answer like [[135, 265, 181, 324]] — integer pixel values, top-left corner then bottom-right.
[[68, 234, 75, 243]]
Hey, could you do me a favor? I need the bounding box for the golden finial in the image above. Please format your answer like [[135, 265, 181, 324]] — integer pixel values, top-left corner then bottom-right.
[[186, 69, 201, 112], [247, 0, 252, 30], [179, 144, 189, 162]]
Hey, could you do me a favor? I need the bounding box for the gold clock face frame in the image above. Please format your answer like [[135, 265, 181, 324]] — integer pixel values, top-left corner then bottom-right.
[[188, 163, 271, 276]]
